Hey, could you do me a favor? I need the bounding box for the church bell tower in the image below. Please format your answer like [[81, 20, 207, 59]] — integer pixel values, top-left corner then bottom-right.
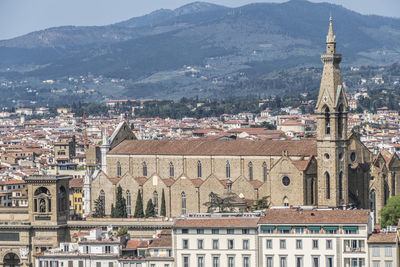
[[316, 17, 349, 207]]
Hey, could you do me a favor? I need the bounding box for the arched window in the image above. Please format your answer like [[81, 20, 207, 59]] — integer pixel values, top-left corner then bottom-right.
[[126, 190, 131, 216], [142, 162, 147, 177], [34, 187, 50, 213], [370, 189, 376, 223], [34, 187, 50, 196], [263, 162, 267, 182], [392, 173, 396, 196], [324, 106, 330, 135], [153, 191, 159, 215], [248, 162, 253, 181], [283, 196, 289, 207], [3, 253, 20, 267], [169, 162, 174, 178], [325, 172, 330, 199], [384, 181, 389, 205], [310, 178, 315, 205], [339, 171, 343, 200], [181, 192, 186, 215], [100, 190, 105, 207], [117, 161, 121, 177], [226, 161, 231, 179], [197, 161, 202, 178], [338, 104, 343, 139]]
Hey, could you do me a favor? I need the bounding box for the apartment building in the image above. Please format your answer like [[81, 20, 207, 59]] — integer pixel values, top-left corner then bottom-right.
[[258, 209, 373, 267], [35, 228, 120, 267], [368, 231, 398, 267], [172, 208, 399, 267], [173, 213, 260, 267]]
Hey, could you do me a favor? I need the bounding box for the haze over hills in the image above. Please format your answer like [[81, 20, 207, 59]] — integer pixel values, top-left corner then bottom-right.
[[0, 0, 400, 104]]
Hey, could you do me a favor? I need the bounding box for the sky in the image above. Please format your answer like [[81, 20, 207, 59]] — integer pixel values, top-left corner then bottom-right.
[[1, 0, 399, 40]]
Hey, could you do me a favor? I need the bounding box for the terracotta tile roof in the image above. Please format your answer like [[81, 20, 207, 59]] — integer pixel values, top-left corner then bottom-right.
[[125, 240, 140, 249], [368, 232, 397, 243], [219, 179, 230, 187], [162, 178, 175, 187], [190, 178, 203, 187], [227, 128, 282, 135], [249, 180, 263, 189], [135, 177, 147, 186], [259, 209, 371, 224], [293, 158, 312, 171], [69, 178, 84, 188], [108, 177, 120, 185], [138, 240, 149, 248], [109, 139, 317, 156], [174, 217, 259, 228], [0, 179, 26, 185], [148, 236, 172, 248]]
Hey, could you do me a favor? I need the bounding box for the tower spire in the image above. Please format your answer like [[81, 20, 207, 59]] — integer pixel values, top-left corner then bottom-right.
[[316, 17, 349, 208], [326, 16, 336, 45]]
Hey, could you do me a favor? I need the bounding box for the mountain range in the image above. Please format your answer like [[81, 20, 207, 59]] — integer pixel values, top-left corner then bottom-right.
[[0, 0, 400, 103]]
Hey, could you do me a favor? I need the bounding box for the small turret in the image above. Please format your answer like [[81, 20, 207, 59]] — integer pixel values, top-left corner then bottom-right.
[[325, 17, 337, 55], [326, 17, 336, 43]]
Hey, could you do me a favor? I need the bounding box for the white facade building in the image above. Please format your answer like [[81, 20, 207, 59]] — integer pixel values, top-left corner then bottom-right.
[[171, 208, 395, 267], [35, 228, 120, 267], [258, 208, 373, 267], [173, 213, 259, 267]]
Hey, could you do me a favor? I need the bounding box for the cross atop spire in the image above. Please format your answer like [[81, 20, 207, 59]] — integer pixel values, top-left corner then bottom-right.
[[326, 16, 336, 43]]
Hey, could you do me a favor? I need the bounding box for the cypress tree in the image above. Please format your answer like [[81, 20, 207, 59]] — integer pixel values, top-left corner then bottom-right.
[[160, 189, 166, 217], [145, 199, 155, 218], [111, 204, 116, 218], [134, 189, 144, 218], [93, 195, 105, 218], [114, 185, 127, 218]]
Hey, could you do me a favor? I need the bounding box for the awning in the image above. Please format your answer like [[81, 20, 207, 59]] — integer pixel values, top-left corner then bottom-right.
[[277, 226, 292, 231], [342, 226, 359, 231], [308, 226, 321, 230], [260, 225, 276, 231], [323, 226, 339, 231]]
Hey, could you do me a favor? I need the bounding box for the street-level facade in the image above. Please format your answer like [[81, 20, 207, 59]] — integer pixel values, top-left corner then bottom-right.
[[258, 209, 373, 267], [173, 214, 259, 267]]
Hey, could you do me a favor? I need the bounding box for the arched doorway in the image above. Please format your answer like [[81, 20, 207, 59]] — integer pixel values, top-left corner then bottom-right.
[[3, 253, 20, 267]]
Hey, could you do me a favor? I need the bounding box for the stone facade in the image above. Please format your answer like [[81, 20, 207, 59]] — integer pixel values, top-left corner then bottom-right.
[[90, 19, 400, 222]]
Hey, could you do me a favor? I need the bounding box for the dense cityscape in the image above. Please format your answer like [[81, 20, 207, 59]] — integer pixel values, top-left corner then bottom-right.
[[1, 1, 400, 267]]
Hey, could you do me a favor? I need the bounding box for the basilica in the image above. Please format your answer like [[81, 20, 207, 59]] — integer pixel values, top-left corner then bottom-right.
[[90, 18, 400, 222], [0, 18, 398, 267]]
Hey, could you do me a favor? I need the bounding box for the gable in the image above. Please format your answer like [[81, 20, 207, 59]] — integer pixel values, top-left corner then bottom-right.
[[109, 121, 136, 150], [316, 86, 334, 110], [117, 172, 139, 188], [387, 153, 400, 170], [334, 84, 348, 109], [231, 176, 256, 200]]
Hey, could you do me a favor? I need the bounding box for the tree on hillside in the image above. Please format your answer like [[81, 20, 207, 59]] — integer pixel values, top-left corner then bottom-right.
[[160, 189, 166, 217], [134, 189, 144, 218], [93, 195, 105, 218], [380, 194, 400, 227], [145, 199, 155, 218]]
